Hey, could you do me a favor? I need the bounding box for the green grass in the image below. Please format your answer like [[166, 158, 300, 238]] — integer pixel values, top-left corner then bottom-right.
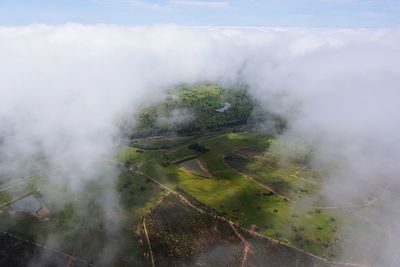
[[0, 129, 380, 265], [0, 191, 12, 205], [127, 131, 345, 258], [117, 169, 165, 224], [226, 153, 320, 199]]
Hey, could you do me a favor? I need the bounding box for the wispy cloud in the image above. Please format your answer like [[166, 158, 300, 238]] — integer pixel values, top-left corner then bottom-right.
[[92, 0, 163, 9], [168, 0, 229, 8], [95, 0, 228, 9]]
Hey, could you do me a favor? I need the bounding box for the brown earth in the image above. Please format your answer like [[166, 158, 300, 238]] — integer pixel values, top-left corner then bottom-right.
[[143, 194, 338, 267]]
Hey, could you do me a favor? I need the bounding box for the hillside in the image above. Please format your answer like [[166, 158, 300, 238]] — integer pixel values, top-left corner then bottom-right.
[[131, 84, 283, 137], [0, 85, 381, 266]]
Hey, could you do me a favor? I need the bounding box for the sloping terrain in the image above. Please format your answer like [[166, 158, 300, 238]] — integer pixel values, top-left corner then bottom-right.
[[0, 85, 381, 266], [144, 194, 243, 266], [131, 84, 277, 137], [144, 193, 335, 267]]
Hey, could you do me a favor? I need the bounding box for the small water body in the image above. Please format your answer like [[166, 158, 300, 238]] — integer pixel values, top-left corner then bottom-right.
[[215, 102, 232, 113], [10, 194, 41, 214]]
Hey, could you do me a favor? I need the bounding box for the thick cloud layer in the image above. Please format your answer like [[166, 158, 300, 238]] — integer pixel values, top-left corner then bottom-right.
[[0, 24, 400, 265]]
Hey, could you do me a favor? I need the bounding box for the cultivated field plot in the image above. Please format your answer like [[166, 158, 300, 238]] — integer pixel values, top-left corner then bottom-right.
[[178, 158, 212, 177], [128, 130, 382, 265], [144, 194, 243, 266], [0, 128, 384, 266], [224, 151, 323, 204]]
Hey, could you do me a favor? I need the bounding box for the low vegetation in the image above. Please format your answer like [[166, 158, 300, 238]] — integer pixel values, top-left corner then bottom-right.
[[0, 84, 381, 266]]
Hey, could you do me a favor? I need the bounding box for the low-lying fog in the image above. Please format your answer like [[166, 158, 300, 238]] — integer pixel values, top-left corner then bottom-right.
[[0, 24, 399, 265]]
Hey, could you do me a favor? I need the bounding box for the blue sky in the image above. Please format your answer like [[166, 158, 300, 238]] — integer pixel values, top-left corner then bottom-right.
[[0, 0, 399, 27]]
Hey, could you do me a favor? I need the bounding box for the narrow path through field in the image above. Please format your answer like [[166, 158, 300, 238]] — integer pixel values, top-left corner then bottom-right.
[[0, 190, 38, 209], [289, 166, 318, 185], [131, 168, 365, 267], [104, 157, 367, 267], [233, 150, 318, 186], [197, 159, 212, 177], [136, 169, 254, 267], [134, 170, 206, 215], [223, 157, 378, 211], [229, 221, 250, 267], [353, 211, 389, 236], [142, 217, 155, 267], [0, 168, 52, 192]]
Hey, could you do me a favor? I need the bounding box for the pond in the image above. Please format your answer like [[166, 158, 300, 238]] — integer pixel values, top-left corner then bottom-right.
[[215, 102, 232, 113], [10, 194, 42, 214]]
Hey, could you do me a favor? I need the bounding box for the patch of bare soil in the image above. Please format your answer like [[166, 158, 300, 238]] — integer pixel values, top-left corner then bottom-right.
[[144, 194, 243, 266], [143, 193, 339, 267]]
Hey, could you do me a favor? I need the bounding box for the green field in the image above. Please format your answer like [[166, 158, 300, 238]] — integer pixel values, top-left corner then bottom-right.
[[122, 131, 338, 257], [119, 128, 385, 262], [2, 128, 373, 265], [0, 85, 383, 266]]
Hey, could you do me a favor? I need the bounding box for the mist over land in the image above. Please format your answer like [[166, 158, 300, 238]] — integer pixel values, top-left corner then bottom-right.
[[0, 24, 400, 266]]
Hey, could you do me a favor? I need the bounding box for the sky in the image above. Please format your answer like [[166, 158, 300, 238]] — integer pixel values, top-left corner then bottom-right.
[[0, 0, 399, 27]]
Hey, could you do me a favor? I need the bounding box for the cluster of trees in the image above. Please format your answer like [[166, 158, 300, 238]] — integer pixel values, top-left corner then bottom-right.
[[132, 84, 255, 136], [131, 84, 287, 138], [188, 143, 209, 153]]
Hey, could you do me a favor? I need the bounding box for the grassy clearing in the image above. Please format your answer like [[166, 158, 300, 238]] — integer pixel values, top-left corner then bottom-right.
[[117, 169, 165, 225], [0, 191, 12, 206], [225, 153, 320, 200]]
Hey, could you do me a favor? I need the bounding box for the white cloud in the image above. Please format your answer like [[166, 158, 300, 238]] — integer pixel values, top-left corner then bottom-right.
[[168, 0, 229, 8], [1, 24, 400, 265]]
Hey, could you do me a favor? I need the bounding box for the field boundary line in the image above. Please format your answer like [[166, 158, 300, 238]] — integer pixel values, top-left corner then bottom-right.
[[105, 156, 367, 267], [138, 170, 368, 267], [222, 156, 377, 211], [0, 168, 52, 192], [142, 217, 155, 267], [229, 221, 250, 267]]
